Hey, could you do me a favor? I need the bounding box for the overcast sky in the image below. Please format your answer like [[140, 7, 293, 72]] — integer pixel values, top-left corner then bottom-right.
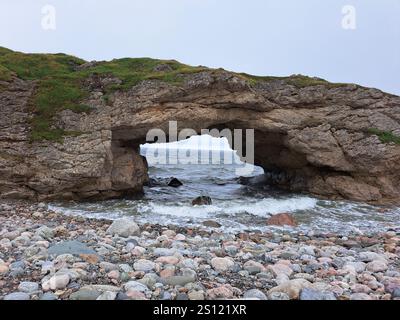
[[0, 0, 399, 95]]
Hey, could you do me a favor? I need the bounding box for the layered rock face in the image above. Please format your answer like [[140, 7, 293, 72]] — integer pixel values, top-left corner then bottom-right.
[[1, 66, 400, 203]]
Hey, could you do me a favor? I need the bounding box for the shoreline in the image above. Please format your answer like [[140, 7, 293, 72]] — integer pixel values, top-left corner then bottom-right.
[[0, 200, 399, 300]]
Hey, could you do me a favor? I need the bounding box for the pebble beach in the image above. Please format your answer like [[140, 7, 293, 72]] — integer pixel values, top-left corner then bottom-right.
[[1, 200, 399, 301]]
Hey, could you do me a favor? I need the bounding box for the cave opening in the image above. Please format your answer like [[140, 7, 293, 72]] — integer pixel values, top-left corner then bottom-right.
[[139, 134, 267, 203]]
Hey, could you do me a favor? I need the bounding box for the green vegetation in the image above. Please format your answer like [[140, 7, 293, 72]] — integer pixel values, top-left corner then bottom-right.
[[368, 128, 400, 145], [0, 47, 206, 142], [0, 65, 12, 81], [0, 46, 352, 142]]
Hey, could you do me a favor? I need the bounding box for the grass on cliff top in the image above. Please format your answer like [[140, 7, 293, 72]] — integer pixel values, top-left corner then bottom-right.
[[0, 47, 206, 142], [368, 128, 400, 145], [0, 64, 12, 81], [0, 46, 350, 142]]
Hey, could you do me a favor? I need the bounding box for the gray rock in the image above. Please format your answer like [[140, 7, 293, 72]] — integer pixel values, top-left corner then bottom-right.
[[162, 276, 196, 286], [40, 292, 58, 300], [18, 281, 39, 294], [176, 293, 189, 300], [192, 196, 212, 206], [243, 289, 267, 300], [106, 218, 140, 237], [299, 288, 337, 300], [69, 289, 101, 300], [9, 261, 25, 271], [48, 241, 97, 257], [124, 281, 149, 293], [0, 204, 13, 211], [96, 291, 117, 300], [4, 292, 30, 300], [35, 226, 54, 239], [392, 288, 400, 298], [119, 264, 133, 273], [268, 292, 290, 300], [133, 259, 155, 272], [153, 248, 176, 257], [100, 262, 118, 272], [350, 293, 373, 300], [161, 291, 173, 300]]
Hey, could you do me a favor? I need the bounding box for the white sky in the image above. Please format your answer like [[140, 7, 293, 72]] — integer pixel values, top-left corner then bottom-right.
[[0, 0, 399, 95]]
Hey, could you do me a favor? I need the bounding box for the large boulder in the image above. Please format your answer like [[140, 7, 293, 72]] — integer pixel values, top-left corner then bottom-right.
[[106, 218, 140, 237]]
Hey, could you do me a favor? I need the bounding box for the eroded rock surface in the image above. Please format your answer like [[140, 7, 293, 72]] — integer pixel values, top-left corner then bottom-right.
[[1, 65, 400, 203]]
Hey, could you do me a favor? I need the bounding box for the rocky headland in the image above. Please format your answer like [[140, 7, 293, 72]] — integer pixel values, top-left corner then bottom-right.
[[1, 47, 400, 203], [1, 47, 400, 301]]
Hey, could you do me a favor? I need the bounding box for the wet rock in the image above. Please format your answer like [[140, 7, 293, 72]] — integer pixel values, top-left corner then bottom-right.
[[168, 178, 183, 188], [48, 241, 97, 257], [106, 218, 140, 237], [266, 213, 297, 227], [192, 196, 212, 206], [299, 288, 336, 300], [203, 220, 221, 228]]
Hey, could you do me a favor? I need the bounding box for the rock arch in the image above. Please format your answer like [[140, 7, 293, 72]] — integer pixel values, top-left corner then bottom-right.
[[1, 70, 400, 203]]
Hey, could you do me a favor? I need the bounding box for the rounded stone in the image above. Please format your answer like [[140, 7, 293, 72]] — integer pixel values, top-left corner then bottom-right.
[[211, 257, 235, 272], [133, 259, 156, 272], [299, 288, 336, 300], [243, 289, 267, 300], [4, 292, 30, 300], [106, 218, 140, 238], [366, 260, 388, 273], [40, 292, 58, 300], [18, 281, 39, 294]]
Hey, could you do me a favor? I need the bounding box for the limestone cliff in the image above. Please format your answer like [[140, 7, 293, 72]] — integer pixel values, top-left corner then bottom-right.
[[1, 47, 400, 203]]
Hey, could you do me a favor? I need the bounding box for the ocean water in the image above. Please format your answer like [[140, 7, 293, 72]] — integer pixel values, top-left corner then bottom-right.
[[49, 147, 400, 236]]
